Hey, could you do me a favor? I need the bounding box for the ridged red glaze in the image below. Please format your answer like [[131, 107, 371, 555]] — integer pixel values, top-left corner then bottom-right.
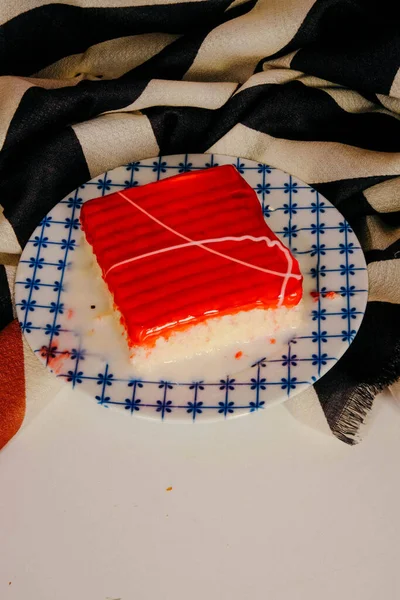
[[80, 165, 302, 346]]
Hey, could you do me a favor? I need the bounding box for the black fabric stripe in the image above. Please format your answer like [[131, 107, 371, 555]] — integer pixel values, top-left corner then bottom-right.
[[291, 4, 400, 95], [358, 90, 382, 107], [1, 79, 148, 155], [124, 0, 257, 81], [314, 175, 396, 206], [0, 265, 14, 331], [315, 301, 400, 444], [336, 193, 378, 227], [313, 178, 399, 231], [145, 105, 215, 155], [255, 0, 370, 68], [0, 0, 235, 76], [0, 128, 89, 247], [238, 81, 400, 152], [313, 189, 377, 229], [255, 0, 400, 95], [378, 212, 400, 228], [145, 81, 400, 157], [365, 239, 400, 265]]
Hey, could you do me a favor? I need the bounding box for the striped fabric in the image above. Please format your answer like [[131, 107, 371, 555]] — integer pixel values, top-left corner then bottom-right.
[[0, 0, 399, 447]]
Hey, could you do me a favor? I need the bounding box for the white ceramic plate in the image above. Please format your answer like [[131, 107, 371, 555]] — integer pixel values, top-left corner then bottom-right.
[[15, 154, 368, 421]]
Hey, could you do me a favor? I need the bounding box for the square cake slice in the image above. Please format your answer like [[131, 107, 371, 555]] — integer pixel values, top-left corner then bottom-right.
[[80, 165, 303, 366]]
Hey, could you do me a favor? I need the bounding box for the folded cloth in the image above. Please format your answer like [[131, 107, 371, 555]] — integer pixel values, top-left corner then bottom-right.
[[0, 0, 399, 449]]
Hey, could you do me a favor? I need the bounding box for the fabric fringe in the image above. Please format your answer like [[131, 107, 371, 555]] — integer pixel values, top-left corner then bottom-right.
[[331, 383, 377, 445]]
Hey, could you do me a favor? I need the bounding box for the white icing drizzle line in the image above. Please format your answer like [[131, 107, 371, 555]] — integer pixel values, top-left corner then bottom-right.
[[107, 191, 301, 306], [106, 236, 295, 280]]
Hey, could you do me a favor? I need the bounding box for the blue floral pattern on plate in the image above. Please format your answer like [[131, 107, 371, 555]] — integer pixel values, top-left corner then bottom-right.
[[15, 154, 368, 421]]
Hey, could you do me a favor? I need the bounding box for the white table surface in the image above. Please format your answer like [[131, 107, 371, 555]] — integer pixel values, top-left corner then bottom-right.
[[1, 386, 399, 600]]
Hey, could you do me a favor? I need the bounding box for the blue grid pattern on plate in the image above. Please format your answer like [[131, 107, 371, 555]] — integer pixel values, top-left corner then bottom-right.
[[15, 154, 368, 421]]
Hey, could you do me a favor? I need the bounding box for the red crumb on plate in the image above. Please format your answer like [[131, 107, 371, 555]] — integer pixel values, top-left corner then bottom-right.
[[39, 343, 70, 373], [235, 351, 243, 359], [269, 338, 276, 344], [66, 308, 74, 319], [48, 351, 70, 374], [311, 290, 337, 301]]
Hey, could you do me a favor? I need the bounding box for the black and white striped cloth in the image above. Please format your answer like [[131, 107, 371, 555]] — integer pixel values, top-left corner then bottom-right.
[[0, 0, 399, 444]]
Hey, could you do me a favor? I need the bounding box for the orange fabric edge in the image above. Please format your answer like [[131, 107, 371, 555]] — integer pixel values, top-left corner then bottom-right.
[[0, 319, 26, 450]]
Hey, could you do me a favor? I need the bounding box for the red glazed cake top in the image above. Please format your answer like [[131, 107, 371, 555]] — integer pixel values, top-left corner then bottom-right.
[[80, 165, 303, 346]]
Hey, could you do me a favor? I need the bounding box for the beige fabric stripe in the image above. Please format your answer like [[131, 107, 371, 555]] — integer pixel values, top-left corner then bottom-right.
[[4, 264, 17, 318], [358, 215, 400, 252], [301, 79, 400, 121], [376, 93, 400, 116], [0, 206, 22, 254], [19, 76, 85, 89], [389, 379, 400, 402], [368, 260, 400, 304], [236, 68, 389, 116], [321, 89, 400, 121], [0, 0, 200, 26], [322, 88, 377, 114], [35, 33, 180, 81], [390, 67, 400, 100], [184, 0, 315, 83], [109, 79, 237, 114], [237, 67, 336, 92], [72, 112, 159, 178], [208, 123, 400, 183], [0, 77, 33, 150], [264, 49, 299, 69], [227, 0, 254, 9], [363, 178, 400, 213], [285, 386, 334, 437], [235, 68, 304, 91]]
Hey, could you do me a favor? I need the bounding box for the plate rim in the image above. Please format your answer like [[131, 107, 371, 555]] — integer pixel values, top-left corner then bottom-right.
[[15, 153, 369, 422]]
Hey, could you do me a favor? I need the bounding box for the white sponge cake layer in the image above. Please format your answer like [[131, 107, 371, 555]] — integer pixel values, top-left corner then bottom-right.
[[130, 304, 303, 378]]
